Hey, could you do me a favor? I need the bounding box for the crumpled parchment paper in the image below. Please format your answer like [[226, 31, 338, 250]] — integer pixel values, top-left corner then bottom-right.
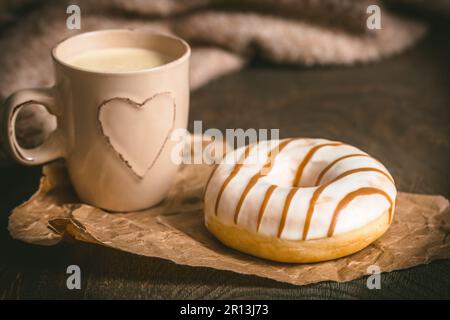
[[7, 140, 450, 286]]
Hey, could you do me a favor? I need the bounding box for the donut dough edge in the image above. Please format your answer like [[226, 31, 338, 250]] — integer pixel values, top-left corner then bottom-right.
[[205, 210, 391, 263]]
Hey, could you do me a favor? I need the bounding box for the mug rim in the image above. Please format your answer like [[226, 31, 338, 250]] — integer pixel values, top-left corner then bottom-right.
[[51, 29, 191, 76]]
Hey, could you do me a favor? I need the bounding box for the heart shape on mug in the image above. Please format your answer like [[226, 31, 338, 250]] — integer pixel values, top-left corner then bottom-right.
[[98, 92, 175, 179]]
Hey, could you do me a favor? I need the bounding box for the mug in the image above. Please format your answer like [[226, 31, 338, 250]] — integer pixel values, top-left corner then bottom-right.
[[2, 29, 190, 211]]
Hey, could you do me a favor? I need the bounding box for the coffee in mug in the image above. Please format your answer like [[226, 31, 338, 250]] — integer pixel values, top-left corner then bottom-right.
[[68, 47, 173, 72]]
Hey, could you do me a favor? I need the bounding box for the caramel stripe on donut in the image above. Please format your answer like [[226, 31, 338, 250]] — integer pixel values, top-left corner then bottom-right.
[[327, 187, 394, 237], [315, 154, 368, 186], [301, 167, 395, 240], [233, 139, 292, 224], [256, 185, 276, 231], [214, 145, 253, 215], [277, 188, 300, 237], [292, 143, 342, 187], [203, 164, 219, 198]]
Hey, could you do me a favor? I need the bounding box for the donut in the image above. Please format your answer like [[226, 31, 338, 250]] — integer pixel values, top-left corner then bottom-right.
[[203, 138, 397, 263]]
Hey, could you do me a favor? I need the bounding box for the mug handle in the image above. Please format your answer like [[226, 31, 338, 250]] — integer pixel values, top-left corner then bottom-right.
[[2, 87, 64, 165]]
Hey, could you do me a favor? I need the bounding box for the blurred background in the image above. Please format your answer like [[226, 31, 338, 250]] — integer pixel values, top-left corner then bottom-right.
[[0, 0, 448, 155]]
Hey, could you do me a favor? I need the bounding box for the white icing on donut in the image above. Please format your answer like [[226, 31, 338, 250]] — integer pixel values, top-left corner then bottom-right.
[[204, 138, 397, 241]]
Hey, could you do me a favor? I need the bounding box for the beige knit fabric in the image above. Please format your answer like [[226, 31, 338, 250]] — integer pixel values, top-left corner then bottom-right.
[[0, 0, 426, 159]]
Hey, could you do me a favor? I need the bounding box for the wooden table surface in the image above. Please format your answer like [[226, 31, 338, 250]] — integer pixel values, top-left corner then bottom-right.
[[1, 19, 449, 300]]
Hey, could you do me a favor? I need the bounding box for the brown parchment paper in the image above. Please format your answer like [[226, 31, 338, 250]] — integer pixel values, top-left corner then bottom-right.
[[8, 143, 450, 286]]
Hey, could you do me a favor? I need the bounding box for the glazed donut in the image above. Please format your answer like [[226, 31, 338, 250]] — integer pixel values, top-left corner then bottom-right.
[[203, 138, 397, 263]]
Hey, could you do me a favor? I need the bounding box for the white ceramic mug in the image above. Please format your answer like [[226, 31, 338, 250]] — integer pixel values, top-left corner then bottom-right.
[[2, 30, 190, 211]]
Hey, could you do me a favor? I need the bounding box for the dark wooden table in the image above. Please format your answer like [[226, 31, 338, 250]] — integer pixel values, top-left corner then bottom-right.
[[1, 19, 449, 300]]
